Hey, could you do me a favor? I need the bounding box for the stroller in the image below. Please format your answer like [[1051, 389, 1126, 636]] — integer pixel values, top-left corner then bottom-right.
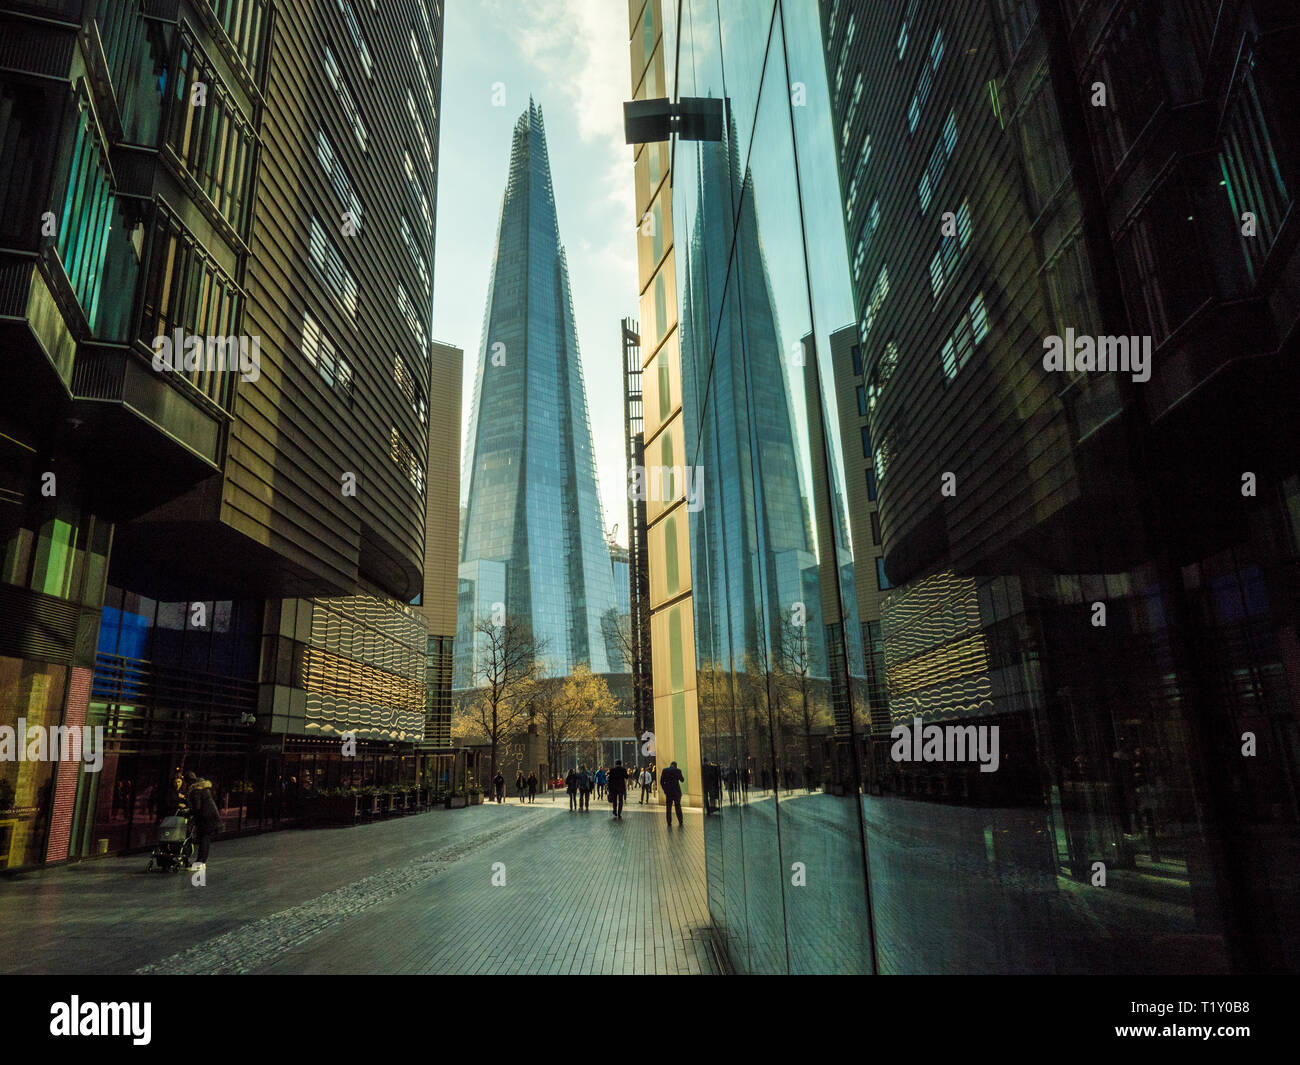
[[147, 805, 195, 873]]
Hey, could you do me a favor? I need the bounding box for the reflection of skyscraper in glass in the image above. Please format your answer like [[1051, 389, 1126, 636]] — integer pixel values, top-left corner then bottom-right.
[[457, 100, 618, 684], [679, 116, 828, 677]]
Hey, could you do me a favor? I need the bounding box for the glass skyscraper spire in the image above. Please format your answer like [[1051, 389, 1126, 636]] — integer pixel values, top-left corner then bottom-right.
[[457, 100, 619, 684]]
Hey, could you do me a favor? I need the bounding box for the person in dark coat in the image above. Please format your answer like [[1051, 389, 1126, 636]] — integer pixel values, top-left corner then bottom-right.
[[578, 764, 593, 810], [660, 760, 685, 827], [527, 771, 538, 803], [565, 767, 580, 811], [493, 771, 505, 803], [184, 771, 222, 868], [608, 760, 628, 819]]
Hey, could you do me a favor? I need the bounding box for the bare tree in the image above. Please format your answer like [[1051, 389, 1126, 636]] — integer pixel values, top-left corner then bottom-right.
[[773, 617, 815, 776], [460, 615, 545, 779]]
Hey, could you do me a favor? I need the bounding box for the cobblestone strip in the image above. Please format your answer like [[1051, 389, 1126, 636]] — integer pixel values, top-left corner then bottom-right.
[[135, 815, 549, 975]]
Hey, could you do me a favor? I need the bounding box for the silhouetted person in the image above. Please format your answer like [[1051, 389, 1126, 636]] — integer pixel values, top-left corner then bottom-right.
[[493, 771, 505, 803], [184, 771, 222, 869], [608, 760, 628, 819], [578, 764, 593, 810], [661, 761, 684, 827], [527, 771, 538, 803], [566, 768, 580, 810]]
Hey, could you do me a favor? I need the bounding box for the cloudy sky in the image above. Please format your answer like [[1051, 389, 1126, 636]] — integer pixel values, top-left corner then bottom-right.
[[432, 0, 637, 545]]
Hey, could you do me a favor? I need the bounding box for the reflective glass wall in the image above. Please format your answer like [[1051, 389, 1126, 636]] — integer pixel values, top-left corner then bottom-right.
[[664, 0, 1300, 974], [669, 0, 875, 974]]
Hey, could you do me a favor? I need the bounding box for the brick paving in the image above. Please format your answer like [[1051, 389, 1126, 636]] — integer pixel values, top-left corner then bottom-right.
[[0, 795, 716, 976]]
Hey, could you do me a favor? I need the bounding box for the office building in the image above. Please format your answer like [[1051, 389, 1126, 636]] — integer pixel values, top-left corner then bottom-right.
[[457, 100, 620, 683], [0, 0, 448, 866]]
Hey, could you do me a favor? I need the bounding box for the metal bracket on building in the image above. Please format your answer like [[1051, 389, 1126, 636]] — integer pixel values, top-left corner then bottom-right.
[[623, 97, 723, 144]]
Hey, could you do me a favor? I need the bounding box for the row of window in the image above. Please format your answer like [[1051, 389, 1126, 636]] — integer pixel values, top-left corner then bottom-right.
[[928, 199, 972, 299], [390, 428, 425, 495], [316, 128, 363, 232], [169, 31, 257, 236], [209, 0, 271, 81], [309, 215, 359, 320], [139, 203, 244, 407], [336, 0, 373, 78], [940, 292, 990, 382], [860, 264, 890, 338], [852, 199, 880, 280], [55, 88, 113, 329], [907, 28, 945, 134], [324, 45, 368, 151], [302, 310, 354, 399], [393, 354, 427, 424], [918, 110, 958, 214]]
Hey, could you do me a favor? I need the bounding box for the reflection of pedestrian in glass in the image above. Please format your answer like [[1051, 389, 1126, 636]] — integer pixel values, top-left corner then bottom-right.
[[661, 761, 684, 827]]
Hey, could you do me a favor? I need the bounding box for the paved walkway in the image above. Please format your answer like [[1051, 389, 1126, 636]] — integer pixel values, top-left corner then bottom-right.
[[0, 797, 716, 975]]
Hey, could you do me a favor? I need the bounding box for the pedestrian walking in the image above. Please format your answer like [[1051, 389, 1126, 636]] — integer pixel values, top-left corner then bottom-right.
[[661, 761, 684, 827], [608, 760, 628, 819], [595, 766, 607, 800], [184, 771, 222, 870], [515, 770, 526, 803], [639, 766, 652, 803], [578, 764, 593, 810], [493, 770, 505, 803], [527, 771, 538, 802], [566, 767, 580, 810], [650, 764, 657, 795]]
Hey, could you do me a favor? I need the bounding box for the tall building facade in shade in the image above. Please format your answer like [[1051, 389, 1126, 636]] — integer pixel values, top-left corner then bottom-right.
[[418, 340, 462, 747], [0, 0, 449, 867], [627, 0, 702, 806], [457, 101, 619, 684], [819, 0, 1300, 974]]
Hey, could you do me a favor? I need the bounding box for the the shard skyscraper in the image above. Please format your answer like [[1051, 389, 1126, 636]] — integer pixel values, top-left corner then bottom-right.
[[456, 100, 619, 686]]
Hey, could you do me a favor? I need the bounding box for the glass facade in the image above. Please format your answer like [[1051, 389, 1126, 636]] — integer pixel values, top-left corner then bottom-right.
[[640, 0, 1300, 973], [458, 101, 620, 681]]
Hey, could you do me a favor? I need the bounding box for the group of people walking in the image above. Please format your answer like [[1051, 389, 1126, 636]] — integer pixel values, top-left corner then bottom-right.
[[484, 757, 688, 828], [562, 759, 686, 827]]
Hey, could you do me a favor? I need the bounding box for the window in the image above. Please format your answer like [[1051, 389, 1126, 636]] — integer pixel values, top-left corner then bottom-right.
[[309, 216, 358, 320], [862, 265, 890, 336], [907, 27, 945, 133], [409, 90, 434, 169], [970, 292, 989, 342], [846, 174, 859, 223], [930, 199, 972, 298], [897, 22, 908, 60], [1219, 51, 1291, 282], [54, 89, 113, 326], [324, 45, 367, 150], [857, 385, 868, 417], [169, 33, 257, 235], [335, 0, 373, 78], [919, 110, 958, 213], [835, 14, 856, 99], [410, 27, 437, 119], [861, 425, 872, 458], [391, 427, 424, 494], [858, 132, 871, 175], [393, 355, 426, 423], [941, 291, 990, 381], [139, 204, 243, 407], [404, 149, 432, 231], [397, 281, 427, 350], [301, 310, 353, 399], [851, 344, 863, 376], [866, 468, 877, 502], [877, 557, 893, 591], [316, 128, 363, 232], [400, 216, 430, 296]]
